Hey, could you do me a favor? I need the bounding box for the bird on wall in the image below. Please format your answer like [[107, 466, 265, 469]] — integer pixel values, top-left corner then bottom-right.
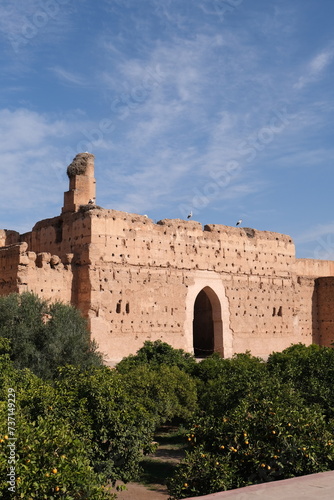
[[236, 219, 242, 226], [187, 211, 193, 219], [88, 198, 95, 204]]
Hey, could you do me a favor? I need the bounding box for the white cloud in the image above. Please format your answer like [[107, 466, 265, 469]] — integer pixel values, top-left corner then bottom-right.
[[294, 47, 334, 89], [50, 66, 88, 86], [295, 223, 334, 245], [0, 107, 102, 231]]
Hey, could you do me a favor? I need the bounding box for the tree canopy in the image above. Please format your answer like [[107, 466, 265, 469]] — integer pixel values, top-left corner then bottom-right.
[[0, 292, 103, 379]]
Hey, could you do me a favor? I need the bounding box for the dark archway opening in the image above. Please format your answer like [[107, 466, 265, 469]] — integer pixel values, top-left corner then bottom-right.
[[193, 289, 214, 357]]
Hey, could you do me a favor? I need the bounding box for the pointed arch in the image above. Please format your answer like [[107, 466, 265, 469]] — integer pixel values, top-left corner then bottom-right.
[[193, 286, 221, 357], [184, 271, 233, 358]]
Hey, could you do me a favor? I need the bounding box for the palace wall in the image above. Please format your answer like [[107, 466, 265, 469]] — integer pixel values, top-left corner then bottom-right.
[[83, 209, 323, 363], [1, 153, 334, 365], [0, 241, 73, 304], [315, 277, 334, 347], [0, 243, 21, 295]]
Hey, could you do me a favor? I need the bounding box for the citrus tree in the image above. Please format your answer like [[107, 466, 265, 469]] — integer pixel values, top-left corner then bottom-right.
[[168, 350, 334, 499], [0, 338, 114, 500]]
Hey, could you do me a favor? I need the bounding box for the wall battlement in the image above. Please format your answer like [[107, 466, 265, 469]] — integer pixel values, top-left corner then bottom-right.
[[1, 153, 333, 364]]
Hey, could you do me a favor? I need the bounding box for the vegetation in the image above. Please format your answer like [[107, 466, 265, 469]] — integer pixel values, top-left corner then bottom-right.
[[1, 299, 334, 499], [116, 340, 197, 375], [0, 338, 114, 499], [167, 347, 334, 499], [0, 292, 103, 380]]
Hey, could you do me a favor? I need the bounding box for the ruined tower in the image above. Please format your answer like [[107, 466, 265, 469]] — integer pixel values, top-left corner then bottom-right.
[[62, 153, 96, 213]]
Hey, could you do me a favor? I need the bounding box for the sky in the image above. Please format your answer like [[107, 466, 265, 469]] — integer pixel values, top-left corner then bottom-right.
[[0, 0, 333, 259]]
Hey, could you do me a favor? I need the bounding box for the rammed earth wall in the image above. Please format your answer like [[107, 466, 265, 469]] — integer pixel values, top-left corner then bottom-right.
[[1, 153, 334, 365]]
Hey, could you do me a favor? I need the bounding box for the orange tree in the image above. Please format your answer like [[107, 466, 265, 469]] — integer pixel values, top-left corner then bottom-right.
[[0, 338, 114, 500], [50, 365, 157, 483], [0, 408, 114, 500], [267, 343, 334, 419], [116, 340, 197, 375], [118, 364, 198, 425], [167, 352, 334, 499]]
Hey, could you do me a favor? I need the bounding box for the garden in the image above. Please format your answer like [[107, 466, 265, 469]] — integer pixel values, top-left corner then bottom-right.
[[0, 292, 334, 499]]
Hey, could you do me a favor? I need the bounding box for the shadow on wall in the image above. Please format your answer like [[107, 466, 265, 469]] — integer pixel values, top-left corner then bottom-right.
[[314, 277, 334, 347], [0, 230, 20, 247]]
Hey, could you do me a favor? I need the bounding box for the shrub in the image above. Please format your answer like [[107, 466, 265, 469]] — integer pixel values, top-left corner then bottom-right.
[[267, 343, 334, 419], [0, 409, 114, 500], [0, 340, 156, 494], [116, 340, 197, 374], [52, 365, 157, 483], [195, 352, 267, 416], [120, 364, 198, 425], [0, 342, 113, 499], [168, 377, 334, 499], [0, 293, 103, 379]]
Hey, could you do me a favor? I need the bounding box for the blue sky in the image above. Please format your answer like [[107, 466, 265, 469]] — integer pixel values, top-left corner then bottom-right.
[[0, 0, 334, 259]]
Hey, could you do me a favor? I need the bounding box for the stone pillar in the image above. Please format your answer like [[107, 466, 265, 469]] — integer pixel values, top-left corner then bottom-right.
[[62, 153, 96, 213]]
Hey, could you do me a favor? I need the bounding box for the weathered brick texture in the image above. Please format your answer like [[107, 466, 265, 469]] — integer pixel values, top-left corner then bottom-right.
[[1, 154, 333, 365]]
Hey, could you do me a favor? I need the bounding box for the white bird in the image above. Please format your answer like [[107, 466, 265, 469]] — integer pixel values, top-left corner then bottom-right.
[[236, 219, 242, 226], [88, 198, 95, 204], [187, 211, 193, 219]]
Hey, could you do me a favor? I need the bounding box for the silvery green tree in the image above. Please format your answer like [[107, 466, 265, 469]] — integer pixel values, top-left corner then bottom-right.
[[0, 292, 103, 379]]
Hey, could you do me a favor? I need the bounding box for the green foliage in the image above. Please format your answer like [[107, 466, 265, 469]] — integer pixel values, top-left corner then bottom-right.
[[120, 364, 198, 425], [2, 331, 334, 500], [0, 409, 114, 500], [51, 365, 157, 483], [267, 343, 334, 419], [0, 350, 114, 499], [116, 340, 197, 374], [116, 341, 198, 427], [167, 446, 235, 499], [168, 379, 334, 499], [194, 352, 267, 416], [0, 292, 103, 379]]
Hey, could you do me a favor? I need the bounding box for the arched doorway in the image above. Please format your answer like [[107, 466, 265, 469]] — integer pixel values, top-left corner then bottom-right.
[[193, 287, 222, 358]]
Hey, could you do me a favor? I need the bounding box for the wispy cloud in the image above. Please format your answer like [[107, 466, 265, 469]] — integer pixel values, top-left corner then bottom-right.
[[0, 107, 99, 231], [0, 0, 75, 59], [295, 223, 334, 245], [294, 46, 334, 89], [1, 1, 334, 258], [50, 66, 88, 86]]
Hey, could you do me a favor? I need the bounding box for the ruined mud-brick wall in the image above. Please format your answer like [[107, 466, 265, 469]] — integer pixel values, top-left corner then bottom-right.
[[0, 239, 73, 304], [3, 204, 334, 363], [0, 243, 22, 295], [20, 210, 92, 260], [0, 229, 20, 248], [293, 259, 334, 347], [82, 208, 322, 363], [19, 210, 94, 314], [0, 230, 21, 295], [16, 247, 74, 304]]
